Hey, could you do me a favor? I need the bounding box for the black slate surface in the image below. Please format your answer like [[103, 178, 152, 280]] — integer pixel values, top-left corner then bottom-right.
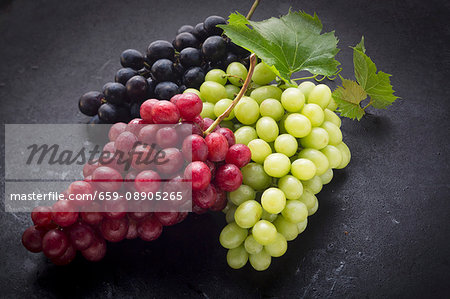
[[0, 0, 449, 298]]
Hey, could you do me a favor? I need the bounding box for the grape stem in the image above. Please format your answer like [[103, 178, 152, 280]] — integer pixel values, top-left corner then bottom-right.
[[246, 0, 260, 20], [204, 54, 257, 135]]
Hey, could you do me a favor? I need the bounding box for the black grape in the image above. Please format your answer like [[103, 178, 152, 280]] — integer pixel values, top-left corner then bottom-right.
[[79, 91, 104, 116], [224, 52, 238, 66], [178, 85, 187, 93], [88, 114, 104, 124], [126, 76, 148, 102], [146, 78, 156, 98], [151, 59, 176, 82], [130, 103, 140, 119], [183, 67, 205, 89], [179, 47, 202, 68], [102, 82, 127, 105], [155, 81, 179, 100], [115, 68, 138, 85], [98, 103, 130, 123], [173, 32, 199, 51], [229, 41, 250, 58], [193, 22, 208, 41], [146, 40, 175, 63], [204, 15, 226, 36], [177, 25, 194, 35], [120, 49, 144, 70], [202, 36, 227, 62]]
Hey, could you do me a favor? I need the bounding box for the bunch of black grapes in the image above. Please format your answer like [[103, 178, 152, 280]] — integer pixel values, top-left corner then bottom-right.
[[78, 16, 250, 124]]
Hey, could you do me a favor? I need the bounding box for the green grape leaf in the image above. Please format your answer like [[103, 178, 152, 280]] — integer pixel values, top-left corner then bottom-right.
[[352, 37, 398, 109], [218, 11, 340, 85], [333, 78, 367, 120]]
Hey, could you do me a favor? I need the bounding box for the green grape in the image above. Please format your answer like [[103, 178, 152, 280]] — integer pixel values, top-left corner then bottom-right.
[[264, 233, 287, 257], [273, 215, 299, 241], [261, 209, 278, 222], [252, 62, 276, 85], [281, 88, 305, 112], [234, 97, 260, 125], [219, 222, 248, 249], [226, 205, 237, 223], [244, 235, 263, 255], [252, 220, 277, 245], [281, 200, 308, 224], [235, 200, 263, 228], [301, 176, 323, 194], [259, 98, 285, 121], [298, 148, 330, 176], [205, 69, 227, 85], [226, 62, 248, 86], [249, 249, 271, 271], [234, 123, 244, 130], [297, 218, 308, 234], [234, 126, 258, 145], [241, 163, 272, 191], [184, 88, 203, 101], [307, 84, 332, 109], [219, 120, 234, 131], [248, 139, 272, 164], [320, 168, 333, 184], [274, 134, 298, 157], [321, 145, 342, 169], [291, 158, 317, 181], [222, 201, 233, 214], [309, 196, 319, 215], [321, 121, 342, 145], [298, 189, 316, 214], [335, 142, 351, 169], [229, 184, 256, 206], [227, 245, 248, 269], [327, 96, 338, 111], [301, 103, 325, 126], [214, 98, 234, 120], [300, 127, 329, 150], [297, 81, 316, 99], [263, 153, 291, 178], [278, 113, 289, 134], [255, 116, 279, 142], [261, 187, 286, 214], [324, 108, 341, 128], [250, 85, 283, 104], [200, 102, 216, 119], [278, 175, 303, 200], [284, 113, 312, 138], [225, 84, 240, 99], [200, 81, 228, 104]]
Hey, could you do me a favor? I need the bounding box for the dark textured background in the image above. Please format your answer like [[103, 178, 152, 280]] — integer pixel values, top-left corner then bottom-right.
[[1, 0, 449, 298]]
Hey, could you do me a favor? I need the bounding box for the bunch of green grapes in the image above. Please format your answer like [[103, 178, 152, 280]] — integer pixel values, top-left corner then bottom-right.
[[185, 62, 351, 271]]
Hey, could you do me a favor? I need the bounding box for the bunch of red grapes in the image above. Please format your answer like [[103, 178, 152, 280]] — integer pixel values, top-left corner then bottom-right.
[[21, 93, 251, 265]]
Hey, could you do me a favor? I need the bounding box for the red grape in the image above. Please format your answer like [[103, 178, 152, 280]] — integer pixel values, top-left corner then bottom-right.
[[155, 212, 179, 226], [83, 161, 99, 178], [216, 127, 235, 146], [115, 131, 138, 154], [205, 160, 216, 178], [31, 206, 52, 227], [202, 118, 219, 132], [156, 126, 178, 148], [205, 132, 228, 162], [138, 125, 158, 146], [192, 203, 208, 214], [135, 170, 161, 193], [214, 164, 243, 191], [209, 187, 227, 211], [51, 243, 76, 265], [156, 147, 184, 175], [126, 218, 138, 239], [81, 234, 107, 262], [182, 134, 208, 162], [151, 101, 180, 124], [22, 226, 44, 253], [184, 161, 211, 191], [140, 99, 159, 122], [100, 217, 129, 242], [68, 181, 94, 206], [225, 144, 251, 168], [51, 200, 79, 227], [80, 202, 103, 225], [130, 144, 156, 171], [103, 141, 116, 154], [104, 199, 128, 219], [170, 94, 183, 105], [176, 122, 194, 141], [68, 222, 94, 250], [42, 229, 69, 259], [176, 211, 188, 223], [126, 118, 149, 136], [108, 122, 127, 141], [192, 184, 217, 209], [175, 93, 202, 121], [92, 166, 123, 192], [137, 216, 163, 241]]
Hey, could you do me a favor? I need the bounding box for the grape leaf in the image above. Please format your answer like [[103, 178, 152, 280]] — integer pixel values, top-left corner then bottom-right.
[[218, 11, 340, 85], [352, 37, 398, 109], [333, 78, 367, 120]]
